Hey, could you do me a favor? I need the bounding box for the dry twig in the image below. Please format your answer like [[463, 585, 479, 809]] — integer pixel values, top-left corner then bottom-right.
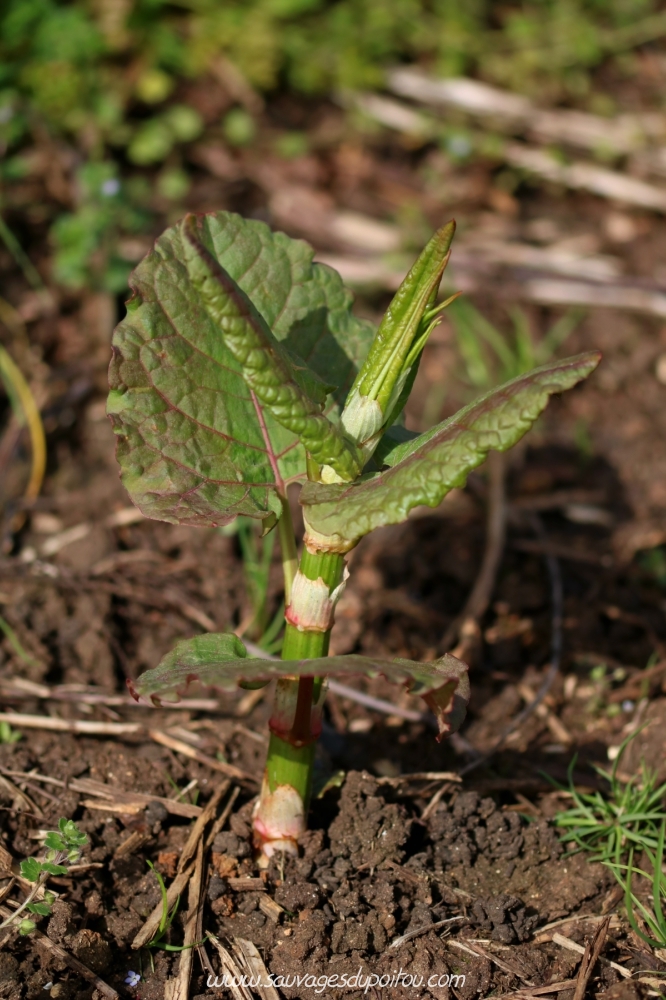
[[132, 863, 195, 950], [448, 939, 535, 985], [164, 840, 204, 1000], [149, 729, 255, 784], [0, 711, 140, 736], [178, 780, 230, 874], [572, 917, 612, 1000], [552, 931, 631, 979]]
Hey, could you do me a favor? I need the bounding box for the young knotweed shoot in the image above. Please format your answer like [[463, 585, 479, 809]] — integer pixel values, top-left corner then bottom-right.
[[109, 209, 600, 863]]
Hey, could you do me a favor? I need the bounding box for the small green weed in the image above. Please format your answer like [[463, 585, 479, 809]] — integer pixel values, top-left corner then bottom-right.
[[554, 728, 666, 951], [449, 299, 583, 391], [144, 860, 202, 954], [0, 720, 21, 744], [554, 728, 666, 864], [0, 818, 87, 936], [607, 823, 666, 950], [144, 860, 182, 952]]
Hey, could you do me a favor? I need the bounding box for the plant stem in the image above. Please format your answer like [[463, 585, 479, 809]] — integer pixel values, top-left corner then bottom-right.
[[0, 874, 46, 931], [269, 547, 344, 800], [277, 493, 298, 605], [253, 547, 344, 860]]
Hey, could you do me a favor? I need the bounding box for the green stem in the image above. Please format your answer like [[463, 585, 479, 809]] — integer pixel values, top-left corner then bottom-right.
[[277, 494, 298, 605], [265, 548, 344, 809], [0, 873, 46, 932]]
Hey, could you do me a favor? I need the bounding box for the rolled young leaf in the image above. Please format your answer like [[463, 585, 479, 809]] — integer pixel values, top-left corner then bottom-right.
[[128, 632, 470, 741], [108, 210, 374, 527], [302, 351, 601, 551], [341, 221, 456, 457]]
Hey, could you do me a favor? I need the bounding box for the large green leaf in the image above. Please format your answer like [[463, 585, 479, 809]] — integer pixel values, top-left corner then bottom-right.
[[301, 352, 601, 550], [181, 216, 363, 484], [107, 211, 374, 527], [129, 632, 470, 740]]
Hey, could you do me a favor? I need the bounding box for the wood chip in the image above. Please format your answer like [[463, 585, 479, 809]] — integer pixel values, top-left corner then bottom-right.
[[258, 895, 284, 923], [227, 877, 266, 892], [0, 845, 15, 878], [149, 729, 255, 784], [114, 829, 152, 858]]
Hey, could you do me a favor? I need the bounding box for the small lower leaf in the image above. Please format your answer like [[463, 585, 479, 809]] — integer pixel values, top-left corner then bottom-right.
[[39, 862, 69, 876], [19, 858, 41, 882], [129, 633, 469, 740], [27, 902, 52, 916]]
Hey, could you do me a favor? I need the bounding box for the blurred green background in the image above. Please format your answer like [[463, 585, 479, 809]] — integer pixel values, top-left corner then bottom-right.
[[2, 0, 666, 293]]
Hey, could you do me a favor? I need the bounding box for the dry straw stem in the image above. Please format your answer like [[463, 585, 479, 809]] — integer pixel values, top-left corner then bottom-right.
[[132, 863, 195, 950], [572, 916, 611, 1000], [177, 780, 230, 874], [228, 937, 280, 1000], [132, 783, 239, 950], [206, 934, 253, 1000], [0, 712, 140, 736], [386, 68, 665, 155], [448, 939, 535, 985], [148, 729, 255, 784], [164, 840, 204, 1000], [0, 677, 218, 711], [241, 638, 431, 723], [0, 773, 42, 817], [494, 981, 579, 999], [552, 932, 631, 978], [1, 770, 204, 819]]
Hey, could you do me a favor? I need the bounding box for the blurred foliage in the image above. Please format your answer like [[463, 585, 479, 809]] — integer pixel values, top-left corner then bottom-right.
[[1, 0, 665, 291]]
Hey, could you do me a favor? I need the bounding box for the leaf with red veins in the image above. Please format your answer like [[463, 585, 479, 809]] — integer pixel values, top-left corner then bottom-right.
[[107, 210, 374, 527]]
